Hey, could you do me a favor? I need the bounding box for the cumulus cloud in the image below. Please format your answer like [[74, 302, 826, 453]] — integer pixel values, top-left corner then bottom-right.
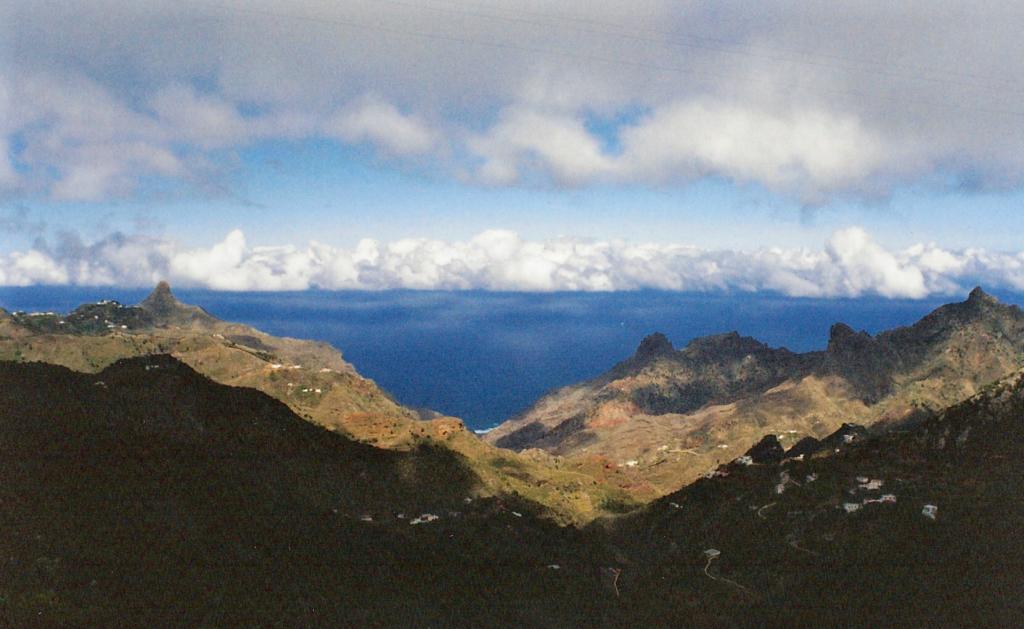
[[325, 97, 439, 156], [615, 103, 889, 198], [823, 227, 928, 298], [4, 1, 1024, 201], [468, 107, 614, 185], [466, 102, 890, 198], [2, 226, 1023, 298]]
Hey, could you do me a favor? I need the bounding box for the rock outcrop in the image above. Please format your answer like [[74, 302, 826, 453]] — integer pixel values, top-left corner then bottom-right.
[[486, 289, 1024, 499], [139, 281, 218, 326]]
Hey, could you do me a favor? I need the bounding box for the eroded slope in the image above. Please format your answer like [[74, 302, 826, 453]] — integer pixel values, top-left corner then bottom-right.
[[487, 288, 1024, 497]]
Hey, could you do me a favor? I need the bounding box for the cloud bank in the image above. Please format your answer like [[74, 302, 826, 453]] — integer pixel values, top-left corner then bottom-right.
[[3, 1, 1024, 202], [2, 227, 1022, 299]]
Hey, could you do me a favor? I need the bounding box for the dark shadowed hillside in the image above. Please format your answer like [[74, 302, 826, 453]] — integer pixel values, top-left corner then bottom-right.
[[598, 366, 1024, 625], [1, 354, 1023, 625], [0, 357, 611, 626]]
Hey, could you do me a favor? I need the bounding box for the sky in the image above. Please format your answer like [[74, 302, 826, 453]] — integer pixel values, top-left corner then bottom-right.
[[2, 1, 1024, 296]]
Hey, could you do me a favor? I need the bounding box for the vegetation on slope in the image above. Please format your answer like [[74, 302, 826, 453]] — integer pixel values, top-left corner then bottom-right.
[[0, 284, 636, 523], [487, 288, 1024, 501]]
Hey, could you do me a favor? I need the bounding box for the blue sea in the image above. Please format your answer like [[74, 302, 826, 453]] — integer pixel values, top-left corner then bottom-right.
[[3, 287, 1021, 431]]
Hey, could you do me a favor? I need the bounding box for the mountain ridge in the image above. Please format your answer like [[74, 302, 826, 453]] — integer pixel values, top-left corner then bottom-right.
[[0, 282, 639, 523], [0, 355, 602, 625], [486, 287, 1024, 497], [594, 361, 1024, 624], [2, 344, 1021, 624]]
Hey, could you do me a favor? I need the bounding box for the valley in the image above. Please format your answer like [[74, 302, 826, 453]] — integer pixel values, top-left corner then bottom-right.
[[1, 285, 1023, 624]]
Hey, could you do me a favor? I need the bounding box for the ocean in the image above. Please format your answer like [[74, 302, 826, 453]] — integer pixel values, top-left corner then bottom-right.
[[3, 286, 1020, 430]]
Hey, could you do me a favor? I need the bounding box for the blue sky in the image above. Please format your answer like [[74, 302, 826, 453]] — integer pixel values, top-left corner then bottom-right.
[[14, 140, 1024, 253], [2, 2, 1024, 295]]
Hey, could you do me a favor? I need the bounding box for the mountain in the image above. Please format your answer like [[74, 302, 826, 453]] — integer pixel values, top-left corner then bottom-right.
[[2, 350, 1021, 624], [595, 364, 1024, 625], [485, 288, 1024, 497], [0, 283, 637, 522], [138, 279, 219, 326], [0, 356, 608, 625], [0, 282, 411, 436]]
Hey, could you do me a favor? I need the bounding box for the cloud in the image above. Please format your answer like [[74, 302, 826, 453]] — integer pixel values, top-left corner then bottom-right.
[[325, 97, 438, 156], [3, 226, 1024, 298], [170, 229, 320, 291], [149, 84, 250, 149], [4, 1, 1024, 201], [824, 227, 927, 298], [468, 108, 614, 185], [466, 102, 889, 198], [0, 250, 69, 286], [2, 71, 429, 200], [0, 206, 46, 236], [615, 103, 889, 199]]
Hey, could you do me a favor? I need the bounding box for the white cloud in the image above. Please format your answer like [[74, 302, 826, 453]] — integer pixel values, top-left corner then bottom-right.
[[325, 97, 438, 156], [0, 250, 69, 286], [3, 71, 431, 200], [615, 103, 889, 198], [3, 227, 1024, 298], [5, 1, 1024, 201], [149, 84, 250, 149], [468, 108, 614, 185], [465, 101, 890, 198], [49, 142, 185, 202], [824, 227, 928, 298]]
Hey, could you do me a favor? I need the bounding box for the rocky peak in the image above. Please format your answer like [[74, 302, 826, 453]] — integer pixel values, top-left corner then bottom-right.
[[823, 322, 897, 402], [821, 422, 869, 449], [827, 322, 875, 353], [140, 281, 179, 315], [635, 332, 674, 360], [966, 286, 998, 307], [783, 436, 822, 460], [138, 281, 216, 326], [894, 287, 1019, 341]]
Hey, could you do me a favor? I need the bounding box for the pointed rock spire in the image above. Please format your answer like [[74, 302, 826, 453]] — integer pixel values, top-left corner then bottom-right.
[[152, 280, 173, 298], [827, 322, 875, 354], [138, 281, 216, 326], [966, 286, 997, 306], [140, 281, 183, 318]]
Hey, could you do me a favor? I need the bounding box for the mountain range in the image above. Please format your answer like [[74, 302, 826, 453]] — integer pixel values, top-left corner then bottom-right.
[[485, 287, 1024, 497], [0, 283, 638, 522], [1, 336, 1022, 624], [2, 284, 1023, 624], [0, 355, 599, 625]]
